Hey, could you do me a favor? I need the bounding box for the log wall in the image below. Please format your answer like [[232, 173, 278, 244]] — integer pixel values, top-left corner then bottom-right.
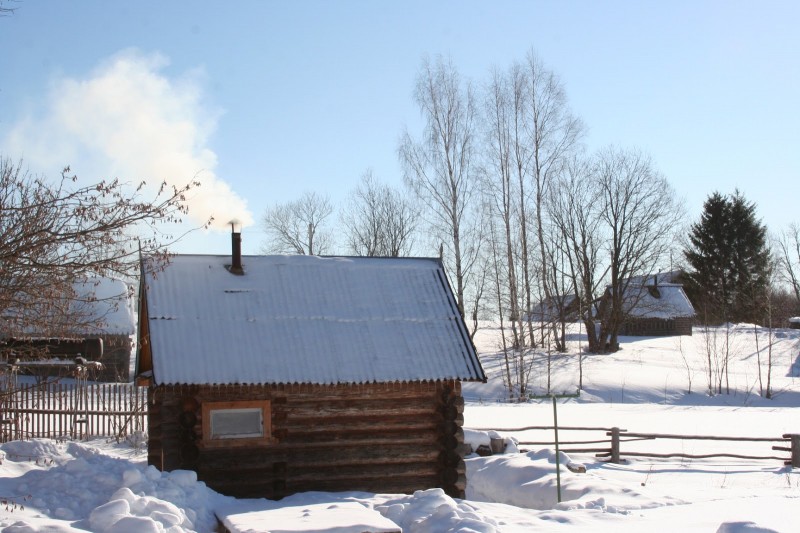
[[95, 334, 134, 382], [147, 380, 466, 499], [621, 317, 693, 337]]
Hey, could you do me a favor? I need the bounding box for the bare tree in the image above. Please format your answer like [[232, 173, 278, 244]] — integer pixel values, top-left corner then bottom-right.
[[480, 53, 583, 351], [548, 155, 606, 355], [520, 52, 584, 348], [341, 170, 418, 257], [482, 67, 525, 349], [777, 223, 800, 308], [0, 0, 17, 16], [399, 56, 481, 323], [261, 191, 334, 255], [594, 147, 682, 352], [0, 157, 204, 337]]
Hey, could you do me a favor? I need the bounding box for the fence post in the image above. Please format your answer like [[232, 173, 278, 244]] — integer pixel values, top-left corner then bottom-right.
[[785, 434, 800, 468], [552, 396, 562, 503], [611, 427, 621, 464]]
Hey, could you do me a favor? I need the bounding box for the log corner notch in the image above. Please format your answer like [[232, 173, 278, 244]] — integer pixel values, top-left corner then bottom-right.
[[437, 381, 467, 498]]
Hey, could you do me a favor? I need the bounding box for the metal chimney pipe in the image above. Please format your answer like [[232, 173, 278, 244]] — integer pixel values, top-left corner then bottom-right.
[[229, 222, 244, 275]]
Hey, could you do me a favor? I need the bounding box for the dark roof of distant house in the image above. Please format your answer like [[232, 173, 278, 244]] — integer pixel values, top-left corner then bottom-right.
[[526, 294, 580, 321], [141, 255, 485, 386]]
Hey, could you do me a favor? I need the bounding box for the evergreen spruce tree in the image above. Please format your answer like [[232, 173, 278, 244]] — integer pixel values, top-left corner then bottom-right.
[[683, 191, 770, 324]]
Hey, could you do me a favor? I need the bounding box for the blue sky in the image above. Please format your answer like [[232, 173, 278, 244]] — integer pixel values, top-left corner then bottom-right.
[[1, 1, 797, 255]]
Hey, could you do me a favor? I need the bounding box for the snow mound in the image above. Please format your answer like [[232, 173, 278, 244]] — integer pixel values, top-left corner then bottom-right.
[[466, 449, 677, 512], [2, 439, 65, 461], [0, 440, 231, 532], [376, 488, 501, 533]]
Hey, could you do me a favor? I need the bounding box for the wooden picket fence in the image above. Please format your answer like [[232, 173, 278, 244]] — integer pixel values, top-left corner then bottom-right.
[[467, 424, 800, 468], [0, 382, 147, 442]]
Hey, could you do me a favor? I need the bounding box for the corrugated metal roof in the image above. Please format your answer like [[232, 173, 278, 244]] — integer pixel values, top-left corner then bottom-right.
[[142, 255, 485, 385]]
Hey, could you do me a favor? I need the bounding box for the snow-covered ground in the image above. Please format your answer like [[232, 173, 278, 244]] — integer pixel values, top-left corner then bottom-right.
[[0, 323, 798, 532]]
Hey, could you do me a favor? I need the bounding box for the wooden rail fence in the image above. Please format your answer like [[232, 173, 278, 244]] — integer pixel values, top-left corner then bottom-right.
[[0, 382, 147, 442], [467, 425, 800, 468]]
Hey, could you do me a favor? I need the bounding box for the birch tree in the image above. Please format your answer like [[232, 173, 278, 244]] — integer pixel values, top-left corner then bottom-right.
[[399, 56, 481, 323], [521, 51, 584, 347]]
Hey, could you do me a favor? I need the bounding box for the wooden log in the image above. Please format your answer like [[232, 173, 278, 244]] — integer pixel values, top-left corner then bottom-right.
[[288, 462, 438, 483], [519, 438, 612, 446], [618, 451, 786, 461], [200, 444, 439, 471], [286, 474, 440, 496], [784, 434, 800, 468], [610, 427, 621, 464], [282, 416, 439, 435], [286, 434, 435, 448], [613, 431, 786, 442], [469, 425, 618, 432], [567, 462, 587, 473], [439, 450, 462, 467], [285, 397, 436, 418]]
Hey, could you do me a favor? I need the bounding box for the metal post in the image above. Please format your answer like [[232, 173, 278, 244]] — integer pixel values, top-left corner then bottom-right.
[[552, 395, 562, 503]]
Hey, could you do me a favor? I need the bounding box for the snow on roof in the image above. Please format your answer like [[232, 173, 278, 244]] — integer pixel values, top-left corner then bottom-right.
[[6, 277, 135, 337], [72, 277, 136, 335], [142, 255, 485, 385], [623, 283, 696, 319]]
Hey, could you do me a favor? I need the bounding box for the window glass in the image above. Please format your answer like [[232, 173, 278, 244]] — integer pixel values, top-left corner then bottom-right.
[[201, 400, 272, 445], [210, 408, 263, 439]]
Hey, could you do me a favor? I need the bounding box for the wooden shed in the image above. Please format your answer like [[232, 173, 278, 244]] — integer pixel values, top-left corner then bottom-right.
[[1, 278, 135, 382], [136, 237, 485, 500]]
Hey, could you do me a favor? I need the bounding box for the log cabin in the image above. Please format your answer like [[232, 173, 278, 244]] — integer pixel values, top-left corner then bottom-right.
[[601, 272, 696, 337], [136, 232, 485, 499]]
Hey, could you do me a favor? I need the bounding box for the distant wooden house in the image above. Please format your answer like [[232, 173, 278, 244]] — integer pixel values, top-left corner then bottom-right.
[[136, 233, 485, 500], [602, 272, 696, 337], [789, 317, 800, 330], [0, 278, 136, 382], [526, 294, 581, 323]]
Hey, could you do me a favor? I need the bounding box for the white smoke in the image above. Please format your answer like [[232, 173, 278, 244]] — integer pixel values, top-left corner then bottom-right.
[[3, 49, 253, 229]]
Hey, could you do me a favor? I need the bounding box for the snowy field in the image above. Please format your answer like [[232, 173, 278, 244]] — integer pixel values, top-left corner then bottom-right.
[[0, 323, 798, 532]]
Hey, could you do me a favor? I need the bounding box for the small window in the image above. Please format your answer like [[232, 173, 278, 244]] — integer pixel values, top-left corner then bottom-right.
[[201, 400, 273, 447]]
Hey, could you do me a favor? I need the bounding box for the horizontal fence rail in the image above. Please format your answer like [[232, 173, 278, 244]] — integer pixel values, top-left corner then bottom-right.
[[467, 425, 800, 468], [0, 382, 147, 442]]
